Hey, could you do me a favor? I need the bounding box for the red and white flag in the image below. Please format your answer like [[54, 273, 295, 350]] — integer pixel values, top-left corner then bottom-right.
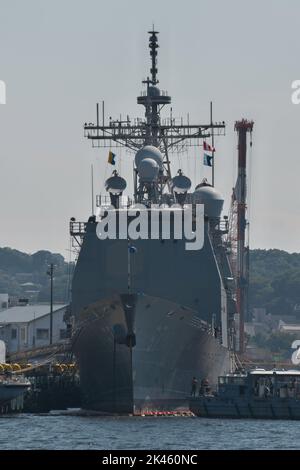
[[203, 141, 215, 152]]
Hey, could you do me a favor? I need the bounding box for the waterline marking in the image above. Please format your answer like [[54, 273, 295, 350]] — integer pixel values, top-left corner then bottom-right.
[[96, 203, 204, 251]]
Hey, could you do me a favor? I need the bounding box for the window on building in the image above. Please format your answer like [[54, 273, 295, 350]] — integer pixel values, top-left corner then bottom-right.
[[20, 327, 26, 342], [36, 329, 49, 340], [59, 329, 67, 340], [11, 328, 17, 340]]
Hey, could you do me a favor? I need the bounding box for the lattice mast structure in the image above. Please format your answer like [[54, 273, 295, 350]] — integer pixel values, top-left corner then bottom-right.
[[83, 30, 225, 196]]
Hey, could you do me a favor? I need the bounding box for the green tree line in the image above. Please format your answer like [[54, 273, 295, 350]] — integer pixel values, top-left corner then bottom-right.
[[249, 249, 300, 316]]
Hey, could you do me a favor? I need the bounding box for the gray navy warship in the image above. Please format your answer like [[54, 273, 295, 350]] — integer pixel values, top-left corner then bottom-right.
[[69, 30, 238, 414]]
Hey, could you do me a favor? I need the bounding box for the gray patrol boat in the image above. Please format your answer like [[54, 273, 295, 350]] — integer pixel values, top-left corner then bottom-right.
[[190, 369, 300, 419], [0, 375, 30, 412], [69, 30, 236, 414]]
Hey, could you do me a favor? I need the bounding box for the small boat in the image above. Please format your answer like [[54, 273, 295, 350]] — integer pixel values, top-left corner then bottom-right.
[[189, 369, 300, 420], [0, 373, 31, 413]]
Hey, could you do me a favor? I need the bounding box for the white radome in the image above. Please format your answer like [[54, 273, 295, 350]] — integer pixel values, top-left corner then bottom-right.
[[194, 184, 224, 218], [135, 145, 163, 169], [138, 158, 159, 182]]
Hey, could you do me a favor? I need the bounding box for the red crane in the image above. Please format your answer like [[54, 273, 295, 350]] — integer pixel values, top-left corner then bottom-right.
[[228, 119, 253, 353]]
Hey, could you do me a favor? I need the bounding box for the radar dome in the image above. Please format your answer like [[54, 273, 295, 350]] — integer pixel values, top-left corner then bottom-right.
[[138, 158, 159, 182], [171, 171, 192, 194], [194, 181, 224, 218], [148, 86, 161, 97], [135, 145, 163, 169]]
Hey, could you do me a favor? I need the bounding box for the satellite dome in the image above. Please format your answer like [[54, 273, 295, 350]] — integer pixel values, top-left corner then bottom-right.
[[105, 171, 127, 195], [135, 146, 163, 169], [194, 180, 224, 218], [171, 170, 192, 194], [148, 86, 161, 97], [138, 158, 159, 182]]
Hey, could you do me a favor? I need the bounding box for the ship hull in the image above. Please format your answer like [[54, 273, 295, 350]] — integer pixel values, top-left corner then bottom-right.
[[72, 293, 230, 414]]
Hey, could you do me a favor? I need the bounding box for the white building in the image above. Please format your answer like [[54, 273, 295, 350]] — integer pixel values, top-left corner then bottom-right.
[[0, 304, 68, 354], [278, 321, 300, 336]]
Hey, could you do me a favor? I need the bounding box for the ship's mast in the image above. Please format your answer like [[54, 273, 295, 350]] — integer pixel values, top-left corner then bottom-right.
[[149, 29, 159, 85], [83, 31, 226, 174], [138, 30, 171, 149]]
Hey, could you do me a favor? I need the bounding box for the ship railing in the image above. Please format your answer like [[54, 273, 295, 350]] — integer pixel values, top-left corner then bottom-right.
[[139, 89, 169, 97], [217, 219, 229, 234], [96, 195, 134, 209], [69, 221, 87, 236], [209, 218, 229, 235]]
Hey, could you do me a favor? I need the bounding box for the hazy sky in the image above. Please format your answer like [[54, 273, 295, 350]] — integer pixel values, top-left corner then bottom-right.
[[0, 0, 300, 257]]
